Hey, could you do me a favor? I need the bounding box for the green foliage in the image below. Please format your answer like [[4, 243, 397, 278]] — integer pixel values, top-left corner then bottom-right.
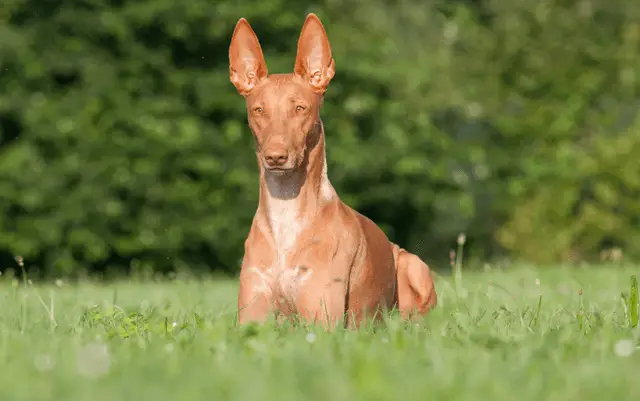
[[1, 0, 640, 275]]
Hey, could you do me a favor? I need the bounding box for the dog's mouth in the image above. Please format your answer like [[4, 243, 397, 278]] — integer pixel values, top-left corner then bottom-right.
[[264, 165, 296, 176]]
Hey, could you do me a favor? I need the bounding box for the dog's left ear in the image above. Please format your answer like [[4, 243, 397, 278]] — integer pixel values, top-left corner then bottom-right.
[[294, 13, 335, 94]]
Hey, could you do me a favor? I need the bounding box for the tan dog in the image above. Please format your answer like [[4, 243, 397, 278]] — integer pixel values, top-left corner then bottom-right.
[[229, 13, 437, 329]]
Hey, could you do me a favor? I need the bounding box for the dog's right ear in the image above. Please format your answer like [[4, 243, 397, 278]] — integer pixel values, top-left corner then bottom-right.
[[229, 18, 268, 96]]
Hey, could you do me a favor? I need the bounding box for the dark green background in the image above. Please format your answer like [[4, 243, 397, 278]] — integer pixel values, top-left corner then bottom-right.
[[1, 0, 638, 277]]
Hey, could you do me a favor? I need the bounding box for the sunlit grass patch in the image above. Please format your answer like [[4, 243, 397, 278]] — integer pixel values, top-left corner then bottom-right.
[[0, 266, 638, 401]]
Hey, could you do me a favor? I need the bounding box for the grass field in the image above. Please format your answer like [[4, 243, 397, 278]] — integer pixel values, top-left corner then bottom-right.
[[0, 265, 638, 401]]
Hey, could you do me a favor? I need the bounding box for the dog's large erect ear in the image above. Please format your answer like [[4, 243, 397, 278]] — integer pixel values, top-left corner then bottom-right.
[[229, 18, 268, 96], [294, 13, 335, 94]]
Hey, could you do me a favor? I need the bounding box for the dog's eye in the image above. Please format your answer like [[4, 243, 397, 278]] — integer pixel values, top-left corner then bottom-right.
[[253, 107, 263, 114], [295, 105, 306, 112]]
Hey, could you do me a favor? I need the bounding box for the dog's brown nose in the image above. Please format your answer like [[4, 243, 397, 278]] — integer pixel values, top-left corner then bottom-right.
[[264, 149, 288, 167]]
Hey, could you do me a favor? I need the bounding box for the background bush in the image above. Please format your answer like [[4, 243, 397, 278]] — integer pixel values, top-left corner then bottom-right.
[[1, 0, 638, 277]]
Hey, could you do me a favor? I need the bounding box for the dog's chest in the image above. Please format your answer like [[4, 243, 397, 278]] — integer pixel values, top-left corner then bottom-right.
[[258, 199, 312, 306], [268, 198, 302, 257]]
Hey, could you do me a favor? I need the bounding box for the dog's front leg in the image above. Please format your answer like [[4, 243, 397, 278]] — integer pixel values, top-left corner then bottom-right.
[[237, 266, 273, 325], [293, 263, 350, 331]]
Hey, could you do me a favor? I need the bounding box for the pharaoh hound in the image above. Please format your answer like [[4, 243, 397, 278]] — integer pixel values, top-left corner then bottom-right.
[[229, 13, 437, 329]]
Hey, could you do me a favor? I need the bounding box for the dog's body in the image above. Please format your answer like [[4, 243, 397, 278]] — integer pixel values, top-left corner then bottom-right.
[[229, 14, 437, 329]]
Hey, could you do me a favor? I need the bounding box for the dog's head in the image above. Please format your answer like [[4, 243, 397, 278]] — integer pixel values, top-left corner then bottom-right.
[[228, 14, 335, 175]]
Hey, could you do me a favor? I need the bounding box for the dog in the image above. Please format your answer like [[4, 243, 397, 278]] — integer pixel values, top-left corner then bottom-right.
[[228, 13, 437, 329]]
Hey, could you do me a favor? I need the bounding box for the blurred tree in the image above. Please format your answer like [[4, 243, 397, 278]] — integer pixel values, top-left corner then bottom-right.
[[0, 0, 638, 277]]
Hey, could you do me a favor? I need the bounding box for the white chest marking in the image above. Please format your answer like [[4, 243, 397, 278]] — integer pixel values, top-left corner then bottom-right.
[[261, 173, 308, 303], [268, 197, 303, 260]]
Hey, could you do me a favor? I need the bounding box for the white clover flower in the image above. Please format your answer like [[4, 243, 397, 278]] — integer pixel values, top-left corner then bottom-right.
[[614, 339, 634, 358], [305, 332, 317, 344]]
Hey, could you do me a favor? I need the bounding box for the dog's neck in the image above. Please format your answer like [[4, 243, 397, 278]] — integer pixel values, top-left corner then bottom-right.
[[257, 121, 335, 252]]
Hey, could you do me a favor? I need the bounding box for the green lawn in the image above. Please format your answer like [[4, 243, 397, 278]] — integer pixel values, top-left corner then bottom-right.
[[0, 265, 638, 401]]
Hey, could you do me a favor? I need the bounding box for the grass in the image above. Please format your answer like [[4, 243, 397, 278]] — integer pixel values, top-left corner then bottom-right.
[[0, 265, 639, 401]]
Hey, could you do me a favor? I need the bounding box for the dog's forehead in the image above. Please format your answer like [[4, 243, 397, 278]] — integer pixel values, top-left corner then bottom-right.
[[249, 74, 315, 105]]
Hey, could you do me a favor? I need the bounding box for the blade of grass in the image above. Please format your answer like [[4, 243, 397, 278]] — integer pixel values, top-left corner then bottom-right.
[[620, 292, 629, 323], [630, 275, 638, 328], [529, 295, 543, 329]]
